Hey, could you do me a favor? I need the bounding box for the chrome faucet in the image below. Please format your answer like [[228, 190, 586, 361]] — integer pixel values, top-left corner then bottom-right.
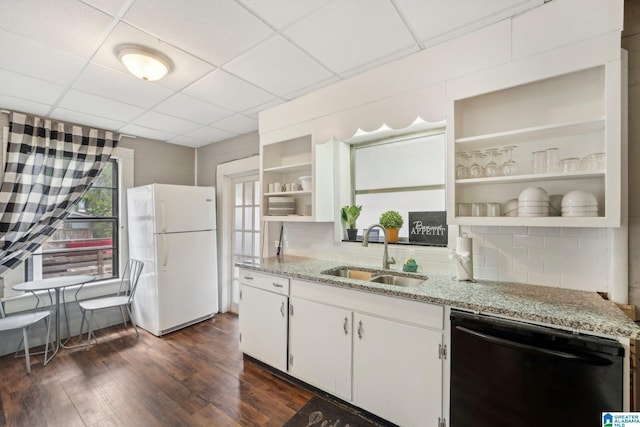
[[362, 224, 396, 270]]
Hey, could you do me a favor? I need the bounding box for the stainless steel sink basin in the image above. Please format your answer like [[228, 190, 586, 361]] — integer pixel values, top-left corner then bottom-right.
[[369, 275, 427, 287], [321, 268, 375, 280]]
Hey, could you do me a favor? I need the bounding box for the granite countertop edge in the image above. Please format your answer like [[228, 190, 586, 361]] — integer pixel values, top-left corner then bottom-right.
[[237, 256, 640, 340]]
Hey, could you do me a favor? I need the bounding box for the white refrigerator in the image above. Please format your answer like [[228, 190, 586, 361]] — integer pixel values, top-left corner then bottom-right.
[[127, 184, 219, 336]]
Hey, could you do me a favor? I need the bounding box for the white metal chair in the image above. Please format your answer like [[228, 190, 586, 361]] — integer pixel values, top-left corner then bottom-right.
[[0, 302, 51, 373], [76, 259, 144, 350]]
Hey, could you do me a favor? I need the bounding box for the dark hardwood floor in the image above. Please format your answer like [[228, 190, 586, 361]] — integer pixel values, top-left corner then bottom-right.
[[0, 313, 313, 426]]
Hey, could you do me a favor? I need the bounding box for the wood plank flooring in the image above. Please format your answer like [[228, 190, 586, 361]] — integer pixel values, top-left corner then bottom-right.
[[0, 313, 313, 427]]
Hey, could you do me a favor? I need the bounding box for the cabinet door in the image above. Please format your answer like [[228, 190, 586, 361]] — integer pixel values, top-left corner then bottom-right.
[[289, 297, 352, 400], [239, 284, 288, 372], [353, 313, 443, 427]]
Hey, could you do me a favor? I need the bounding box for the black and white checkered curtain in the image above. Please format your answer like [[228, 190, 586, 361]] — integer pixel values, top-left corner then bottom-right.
[[0, 112, 119, 273]]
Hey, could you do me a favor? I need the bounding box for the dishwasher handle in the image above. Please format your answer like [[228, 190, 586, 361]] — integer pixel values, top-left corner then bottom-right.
[[455, 325, 612, 366]]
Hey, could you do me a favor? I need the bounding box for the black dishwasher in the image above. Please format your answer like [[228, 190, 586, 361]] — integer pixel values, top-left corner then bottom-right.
[[450, 310, 624, 427]]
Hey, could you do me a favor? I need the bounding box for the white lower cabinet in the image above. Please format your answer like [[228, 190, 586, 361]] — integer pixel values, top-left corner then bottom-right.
[[288, 279, 445, 426], [238, 280, 288, 372], [352, 312, 443, 427], [288, 297, 352, 400]]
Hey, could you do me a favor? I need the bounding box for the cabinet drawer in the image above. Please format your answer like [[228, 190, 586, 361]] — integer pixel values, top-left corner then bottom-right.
[[239, 269, 290, 295]]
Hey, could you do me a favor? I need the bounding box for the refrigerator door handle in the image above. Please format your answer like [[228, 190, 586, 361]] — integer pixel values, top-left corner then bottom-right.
[[160, 201, 166, 233], [163, 235, 168, 267]]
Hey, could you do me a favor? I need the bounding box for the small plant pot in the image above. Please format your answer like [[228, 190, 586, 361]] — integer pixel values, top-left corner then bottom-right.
[[346, 229, 358, 241], [386, 228, 399, 243]]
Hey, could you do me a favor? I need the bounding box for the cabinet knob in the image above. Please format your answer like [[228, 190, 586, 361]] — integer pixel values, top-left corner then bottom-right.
[[244, 276, 253, 280]]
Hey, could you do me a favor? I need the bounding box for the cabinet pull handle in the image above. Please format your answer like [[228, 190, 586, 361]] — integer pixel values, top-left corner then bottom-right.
[[343, 317, 349, 335], [244, 276, 253, 280], [280, 301, 285, 317], [272, 282, 283, 288], [357, 320, 363, 339]]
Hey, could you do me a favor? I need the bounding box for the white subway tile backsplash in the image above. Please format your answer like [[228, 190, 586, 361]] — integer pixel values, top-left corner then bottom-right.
[[498, 268, 528, 283], [561, 227, 601, 237], [544, 235, 578, 250], [527, 271, 561, 287], [513, 256, 543, 272], [512, 234, 544, 248], [484, 234, 513, 247], [528, 227, 561, 236], [499, 226, 528, 234], [578, 236, 608, 250], [471, 226, 498, 235], [475, 266, 498, 281]]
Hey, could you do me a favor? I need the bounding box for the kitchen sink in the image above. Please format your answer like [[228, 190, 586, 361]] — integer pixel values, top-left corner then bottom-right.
[[321, 267, 375, 280], [369, 275, 427, 287]]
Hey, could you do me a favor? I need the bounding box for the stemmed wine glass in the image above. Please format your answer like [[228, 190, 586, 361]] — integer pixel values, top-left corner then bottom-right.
[[456, 151, 470, 179], [501, 145, 519, 176], [484, 149, 501, 177], [469, 151, 484, 178]]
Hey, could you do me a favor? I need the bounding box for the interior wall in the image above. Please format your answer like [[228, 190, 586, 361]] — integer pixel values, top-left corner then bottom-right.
[[118, 137, 195, 186], [623, 0, 640, 307], [196, 131, 260, 187]]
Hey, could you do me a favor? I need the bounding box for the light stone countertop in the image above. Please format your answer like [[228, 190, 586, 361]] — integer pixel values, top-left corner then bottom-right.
[[237, 255, 640, 339]]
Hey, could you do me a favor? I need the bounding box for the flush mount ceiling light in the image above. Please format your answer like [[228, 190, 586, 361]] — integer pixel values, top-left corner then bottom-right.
[[116, 44, 173, 81]]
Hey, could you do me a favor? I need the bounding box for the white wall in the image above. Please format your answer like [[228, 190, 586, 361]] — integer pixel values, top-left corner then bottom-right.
[[261, 0, 625, 296]]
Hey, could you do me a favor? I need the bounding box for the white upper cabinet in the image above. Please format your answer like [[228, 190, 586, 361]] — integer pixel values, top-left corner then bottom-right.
[[447, 55, 623, 227]]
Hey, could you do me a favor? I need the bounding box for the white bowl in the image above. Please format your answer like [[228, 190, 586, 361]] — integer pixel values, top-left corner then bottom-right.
[[503, 199, 518, 213], [298, 176, 312, 191], [518, 212, 549, 217], [562, 207, 598, 213], [562, 211, 598, 217], [561, 191, 597, 208], [518, 206, 549, 213], [518, 201, 550, 207], [518, 186, 549, 203], [504, 210, 518, 217]]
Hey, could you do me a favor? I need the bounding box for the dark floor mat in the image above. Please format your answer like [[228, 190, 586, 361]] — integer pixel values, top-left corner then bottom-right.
[[282, 396, 395, 427]]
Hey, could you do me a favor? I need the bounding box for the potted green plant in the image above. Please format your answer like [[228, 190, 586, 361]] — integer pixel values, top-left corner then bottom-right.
[[379, 210, 403, 243], [341, 205, 362, 241]]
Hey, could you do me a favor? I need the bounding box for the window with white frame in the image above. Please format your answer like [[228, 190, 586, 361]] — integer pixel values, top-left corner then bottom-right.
[[352, 130, 446, 242], [27, 159, 119, 281]]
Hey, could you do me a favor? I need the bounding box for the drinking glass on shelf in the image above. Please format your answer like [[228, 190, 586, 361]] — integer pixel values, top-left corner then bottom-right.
[[546, 148, 559, 173], [532, 150, 546, 174], [484, 149, 501, 177], [456, 152, 470, 179], [469, 151, 485, 178], [501, 146, 519, 176]]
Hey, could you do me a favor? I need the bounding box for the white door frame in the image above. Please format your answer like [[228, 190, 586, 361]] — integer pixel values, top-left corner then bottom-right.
[[216, 155, 259, 313]]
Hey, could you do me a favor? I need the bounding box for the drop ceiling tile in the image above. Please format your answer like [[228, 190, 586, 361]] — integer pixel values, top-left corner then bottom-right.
[[0, 30, 86, 86], [118, 123, 179, 141], [0, 69, 66, 105], [0, 95, 52, 117], [82, 0, 131, 16], [73, 63, 174, 108], [131, 111, 203, 134], [155, 93, 234, 125], [338, 45, 419, 79], [394, 0, 542, 46], [186, 125, 236, 143], [49, 107, 126, 131], [238, 0, 333, 29], [0, 0, 114, 58], [244, 98, 285, 119], [123, 0, 274, 65], [211, 114, 258, 134], [284, 0, 416, 74], [283, 75, 340, 100], [184, 70, 276, 112], [91, 22, 216, 91], [58, 89, 146, 122], [225, 35, 334, 97], [167, 134, 211, 148]]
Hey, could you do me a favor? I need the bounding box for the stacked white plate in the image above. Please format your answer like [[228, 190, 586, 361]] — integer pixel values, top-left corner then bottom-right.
[[518, 187, 549, 217], [268, 196, 295, 215], [561, 191, 598, 217]]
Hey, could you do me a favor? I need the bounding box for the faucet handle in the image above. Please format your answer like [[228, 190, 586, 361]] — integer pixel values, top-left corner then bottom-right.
[[388, 256, 396, 265]]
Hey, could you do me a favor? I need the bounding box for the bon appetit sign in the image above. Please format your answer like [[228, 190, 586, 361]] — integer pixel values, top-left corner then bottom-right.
[[409, 211, 447, 246]]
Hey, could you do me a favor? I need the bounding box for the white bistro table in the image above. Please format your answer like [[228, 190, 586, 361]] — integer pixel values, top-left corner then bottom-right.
[[12, 275, 95, 362]]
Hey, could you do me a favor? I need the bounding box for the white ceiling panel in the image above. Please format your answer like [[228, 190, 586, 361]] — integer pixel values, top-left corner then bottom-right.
[[123, 0, 273, 65], [238, 0, 333, 29], [284, 0, 416, 74], [0, 0, 114, 58], [226, 35, 334, 97], [57, 89, 146, 122], [0, 69, 65, 105], [73, 63, 174, 108], [184, 70, 276, 112], [0, 95, 52, 117], [186, 125, 237, 143], [0, 30, 86, 86], [131, 111, 203, 134], [91, 22, 216, 91], [50, 107, 126, 130], [211, 114, 258, 134], [394, 0, 544, 45], [0, 0, 544, 147], [155, 93, 234, 125]]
